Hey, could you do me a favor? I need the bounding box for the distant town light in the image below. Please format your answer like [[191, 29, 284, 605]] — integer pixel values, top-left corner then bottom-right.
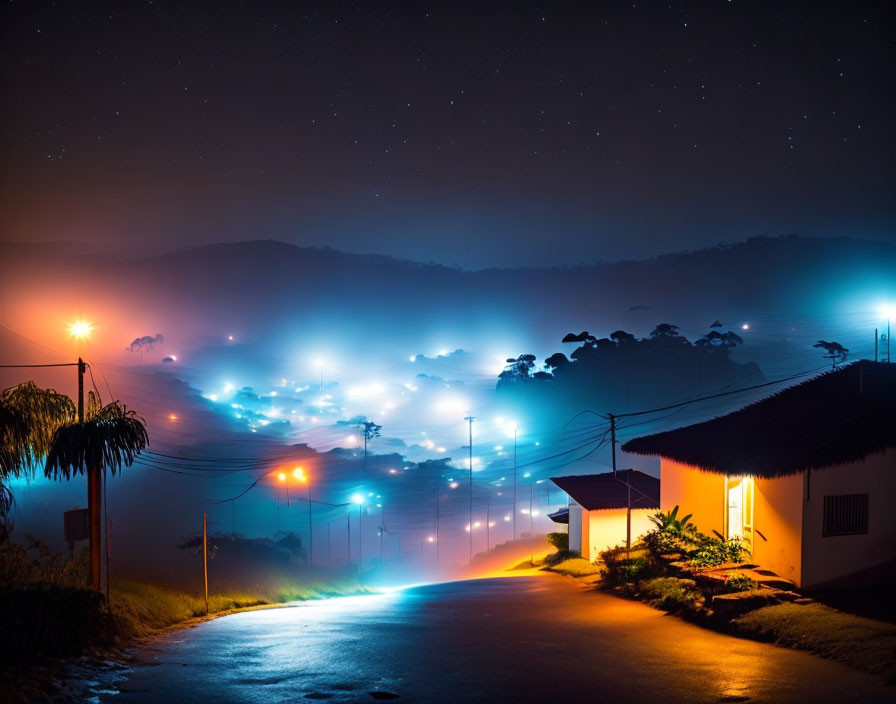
[[427, 535, 435, 542], [741, 323, 750, 330], [351, 493, 364, 505], [168, 413, 178, 421]]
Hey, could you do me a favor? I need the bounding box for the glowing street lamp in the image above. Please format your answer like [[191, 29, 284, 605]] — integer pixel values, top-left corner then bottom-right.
[[68, 320, 93, 339]]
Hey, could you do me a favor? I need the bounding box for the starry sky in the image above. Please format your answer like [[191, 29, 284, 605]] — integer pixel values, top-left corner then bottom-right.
[[1, 1, 893, 268]]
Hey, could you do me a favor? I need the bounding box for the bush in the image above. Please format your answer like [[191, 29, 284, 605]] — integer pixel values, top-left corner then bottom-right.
[[545, 532, 569, 551], [639, 577, 703, 612], [0, 584, 109, 665], [689, 538, 751, 568], [543, 548, 579, 566], [599, 545, 660, 585], [722, 575, 758, 593]]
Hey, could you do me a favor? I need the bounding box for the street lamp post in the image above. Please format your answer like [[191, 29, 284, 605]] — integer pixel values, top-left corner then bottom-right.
[[351, 494, 364, 569], [293, 467, 311, 565], [513, 426, 518, 542]]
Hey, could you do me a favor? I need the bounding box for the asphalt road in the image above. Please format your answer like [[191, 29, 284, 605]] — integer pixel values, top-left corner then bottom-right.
[[98, 575, 893, 704]]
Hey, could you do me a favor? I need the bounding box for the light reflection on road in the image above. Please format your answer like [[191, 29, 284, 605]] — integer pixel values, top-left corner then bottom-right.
[[98, 576, 894, 704]]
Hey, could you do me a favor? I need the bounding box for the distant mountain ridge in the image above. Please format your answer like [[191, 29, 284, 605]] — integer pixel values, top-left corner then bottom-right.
[[2, 234, 893, 363]]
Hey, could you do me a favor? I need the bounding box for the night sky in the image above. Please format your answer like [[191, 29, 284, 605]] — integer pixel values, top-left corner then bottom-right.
[[2, 1, 893, 267]]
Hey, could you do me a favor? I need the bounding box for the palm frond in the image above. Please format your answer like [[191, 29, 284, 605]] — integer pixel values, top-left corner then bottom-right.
[[45, 401, 148, 480], [0, 382, 76, 478]]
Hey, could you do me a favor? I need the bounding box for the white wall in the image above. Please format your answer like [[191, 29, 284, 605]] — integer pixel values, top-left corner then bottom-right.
[[568, 501, 583, 555], [801, 448, 896, 589]]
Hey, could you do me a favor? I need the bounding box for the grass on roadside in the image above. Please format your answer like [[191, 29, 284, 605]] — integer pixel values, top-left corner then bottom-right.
[[545, 557, 600, 578], [736, 602, 896, 683], [110, 576, 371, 639]]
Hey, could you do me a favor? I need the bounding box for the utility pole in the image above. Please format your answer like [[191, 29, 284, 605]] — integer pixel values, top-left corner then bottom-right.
[[875, 328, 879, 363], [80, 358, 102, 593], [379, 506, 385, 563], [346, 512, 351, 566], [626, 468, 632, 552], [512, 427, 518, 542], [486, 497, 490, 552], [105, 515, 112, 603], [608, 413, 617, 477], [434, 472, 440, 566], [529, 483, 534, 534], [307, 480, 313, 566], [465, 416, 476, 563], [202, 513, 209, 615]]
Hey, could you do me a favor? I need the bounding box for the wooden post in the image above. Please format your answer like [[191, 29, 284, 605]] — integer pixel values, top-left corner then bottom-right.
[[88, 465, 101, 591], [202, 513, 209, 615], [106, 514, 112, 603]]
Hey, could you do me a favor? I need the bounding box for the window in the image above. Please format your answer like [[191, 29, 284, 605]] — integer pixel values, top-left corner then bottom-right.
[[822, 494, 869, 537]]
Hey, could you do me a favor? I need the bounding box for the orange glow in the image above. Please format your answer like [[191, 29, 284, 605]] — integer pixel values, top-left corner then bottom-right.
[[168, 413, 178, 421], [68, 320, 93, 339], [277, 472, 287, 482], [293, 466, 307, 482]]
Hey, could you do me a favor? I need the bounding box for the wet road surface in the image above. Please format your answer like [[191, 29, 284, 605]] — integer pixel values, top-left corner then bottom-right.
[[99, 575, 894, 703]]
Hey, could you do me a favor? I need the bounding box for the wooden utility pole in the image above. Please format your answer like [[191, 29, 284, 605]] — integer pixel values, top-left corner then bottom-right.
[[512, 427, 517, 542], [79, 358, 102, 592], [608, 413, 617, 477], [626, 468, 632, 552], [202, 513, 209, 615], [465, 416, 476, 563], [106, 515, 112, 603]]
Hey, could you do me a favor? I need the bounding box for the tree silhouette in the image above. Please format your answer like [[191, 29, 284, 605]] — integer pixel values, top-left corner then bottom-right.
[[813, 340, 849, 367], [358, 420, 382, 475], [0, 382, 76, 531], [696, 329, 743, 353], [498, 354, 538, 382]]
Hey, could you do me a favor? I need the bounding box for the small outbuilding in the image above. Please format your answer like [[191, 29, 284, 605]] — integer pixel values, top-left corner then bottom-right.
[[623, 360, 896, 590], [550, 471, 660, 561]]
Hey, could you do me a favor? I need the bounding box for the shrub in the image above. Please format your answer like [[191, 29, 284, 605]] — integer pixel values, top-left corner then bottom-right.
[[543, 548, 579, 566], [722, 575, 758, 593], [639, 577, 703, 612], [545, 532, 569, 551], [599, 545, 660, 585], [689, 537, 751, 568]]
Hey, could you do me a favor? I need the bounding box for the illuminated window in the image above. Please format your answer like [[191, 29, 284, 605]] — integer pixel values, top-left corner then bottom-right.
[[822, 494, 869, 537]]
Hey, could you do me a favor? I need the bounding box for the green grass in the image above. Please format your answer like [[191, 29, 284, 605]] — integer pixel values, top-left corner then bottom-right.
[[109, 576, 370, 639], [736, 602, 896, 683], [546, 557, 600, 577], [639, 577, 703, 612]]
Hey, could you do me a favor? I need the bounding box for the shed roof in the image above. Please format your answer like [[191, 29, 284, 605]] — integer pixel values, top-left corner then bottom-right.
[[622, 361, 896, 477], [550, 470, 659, 511]]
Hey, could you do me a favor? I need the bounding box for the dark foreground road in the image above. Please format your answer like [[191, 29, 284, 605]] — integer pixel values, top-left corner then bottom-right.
[[95, 575, 893, 704]]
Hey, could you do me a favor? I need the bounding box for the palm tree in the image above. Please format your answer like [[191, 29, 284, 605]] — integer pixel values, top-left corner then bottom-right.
[[0, 382, 76, 533], [45, 392, 148, 590]]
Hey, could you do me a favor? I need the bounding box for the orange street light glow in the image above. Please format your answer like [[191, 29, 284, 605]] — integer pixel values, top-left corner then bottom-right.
[[277, 472, 287, 482], [68, 320, 93, 339], [293, 467, 307, 481], [168, 413, 178, 421]]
